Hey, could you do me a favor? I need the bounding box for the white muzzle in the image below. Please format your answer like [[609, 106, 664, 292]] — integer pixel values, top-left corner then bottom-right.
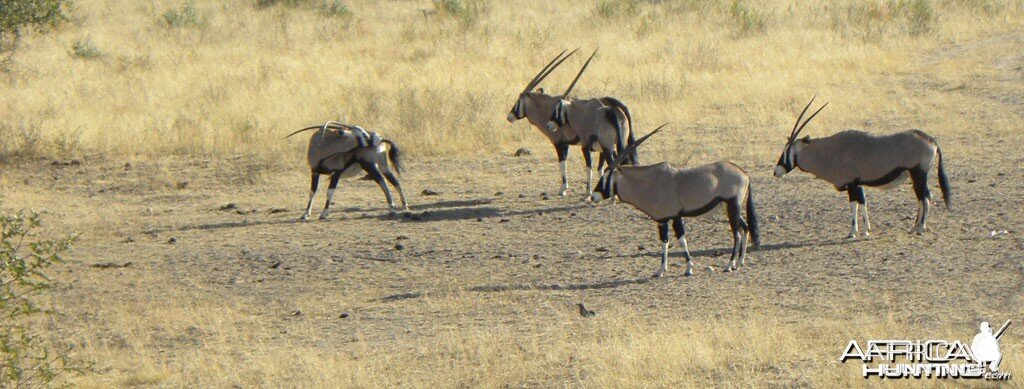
[[590, 192, 603, 203], [545, 121, 557, 132], [774, 165, 786, 178], [506, 113, 517, 123]]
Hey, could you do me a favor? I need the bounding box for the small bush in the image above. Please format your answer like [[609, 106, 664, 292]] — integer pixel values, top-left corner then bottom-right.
[[833, 0, 936, 40], [595, 0, 641, 19], [433, 0, 489, 27], [319, 1, 352, 18], [70, 37, 103, 59], [161, 2, 207, 28], [892, 0, 935, 35], [0, 0, 71, 69], [729, 0, 769, 37], [0, 209, 77, 386]]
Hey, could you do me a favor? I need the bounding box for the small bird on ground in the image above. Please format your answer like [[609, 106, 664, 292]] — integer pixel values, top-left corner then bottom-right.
[[577, 303, 596, 318]]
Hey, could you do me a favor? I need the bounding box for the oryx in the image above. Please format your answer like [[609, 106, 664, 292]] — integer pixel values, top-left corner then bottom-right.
[[506, 49, 634, 196], [546, 49, 637, 193], [284, 122, 408, 220], [591, 126, 761, 278], [773, 97, 951, 237]]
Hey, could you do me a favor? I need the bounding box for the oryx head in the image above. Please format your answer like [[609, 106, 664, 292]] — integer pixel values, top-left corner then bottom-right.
[[591, 124, 667, 203], [508, 49, 576, 123], [774, 96, 828, 178], [545, 49, 597, 132]]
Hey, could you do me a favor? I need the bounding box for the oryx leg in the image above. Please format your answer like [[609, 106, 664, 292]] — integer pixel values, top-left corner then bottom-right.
[[846, 186, 865, 238], [654, 221, 670, 278], [362, 161, 397, 214], [318, 171, 343, 220], [581, 145, 594, 195], [672, 217, 694, 277], [725, 198, 746, 272], [383, 170, 409, 210], [601, 150, 618, 202], [910, 167, 931, 234], [300, 172, 320, 221], [554, 142, 570, 196], [859, 190, 871, 235]]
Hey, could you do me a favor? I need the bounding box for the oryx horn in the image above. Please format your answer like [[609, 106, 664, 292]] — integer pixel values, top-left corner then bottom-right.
[[610, 123, 666, 169], [563, 48, 598, 98], [522, 48, 579, 94]]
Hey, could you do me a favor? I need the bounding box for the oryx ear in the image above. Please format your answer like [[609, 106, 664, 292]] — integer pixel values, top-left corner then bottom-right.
[[800, 135, 810, 143]]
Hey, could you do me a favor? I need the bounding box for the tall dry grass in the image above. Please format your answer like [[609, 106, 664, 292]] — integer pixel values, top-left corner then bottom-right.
[[1, 0, 1022, 166]]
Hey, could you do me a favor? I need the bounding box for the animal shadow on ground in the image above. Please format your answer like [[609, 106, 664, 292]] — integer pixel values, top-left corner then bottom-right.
[[378, 277, 651, 302], [154, 198, 588, 232], [588, 238, 862, 261]]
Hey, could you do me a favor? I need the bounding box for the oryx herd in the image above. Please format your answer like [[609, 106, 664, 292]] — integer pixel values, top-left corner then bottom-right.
[[285, 49, 952, 278]]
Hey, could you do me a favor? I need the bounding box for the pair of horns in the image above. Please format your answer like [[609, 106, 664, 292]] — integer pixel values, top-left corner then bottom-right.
[[789, 96, 828, 142], [282, 121, 358, 139], [521, 49, 579, 95], [562, 49, 598, 98], [609, 123, 667, 171]]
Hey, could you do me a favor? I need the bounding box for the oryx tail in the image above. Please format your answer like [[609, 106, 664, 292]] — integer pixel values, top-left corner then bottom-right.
[[936, 144, 951, 209], [383, 139, 404, 174], [746, 183, 760, 250], [600, 96, 636, 164]]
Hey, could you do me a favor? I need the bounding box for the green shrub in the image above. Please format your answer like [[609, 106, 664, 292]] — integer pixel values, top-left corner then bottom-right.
[[70, 37, 103, 59], [595, 0, 641, 19], [319, 1, 352, 18], [0, 209, 77, 386], [729, 0, 769, 37], [433, 0, 489, 27], [0, 0, 71, 69], [161, 2, 207, 28]]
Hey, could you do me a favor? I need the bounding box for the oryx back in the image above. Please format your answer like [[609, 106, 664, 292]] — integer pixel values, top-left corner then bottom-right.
[[799, 130, 937, 189], [617, 162, 748, 221]]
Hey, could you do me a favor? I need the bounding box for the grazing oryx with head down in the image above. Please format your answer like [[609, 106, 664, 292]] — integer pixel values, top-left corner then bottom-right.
[[591, 126, 761, 278], [506, 49, 635, 196], [284, 122, 408, 220], [773, 97, 951, 237]]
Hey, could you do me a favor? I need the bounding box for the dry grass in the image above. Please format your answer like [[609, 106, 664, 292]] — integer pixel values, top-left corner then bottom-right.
[[1, 0, 1021, 165], [4, 0, 1024, 387]]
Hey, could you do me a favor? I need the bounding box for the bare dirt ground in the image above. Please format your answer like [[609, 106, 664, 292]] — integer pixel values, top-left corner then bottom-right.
[[3, 32, 1024, 387]]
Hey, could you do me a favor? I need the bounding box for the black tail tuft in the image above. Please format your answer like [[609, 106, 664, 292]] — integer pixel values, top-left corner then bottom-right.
[[745, 183, 761, 250], [383, 139, 403, 174], [936, 146, 951, 209]]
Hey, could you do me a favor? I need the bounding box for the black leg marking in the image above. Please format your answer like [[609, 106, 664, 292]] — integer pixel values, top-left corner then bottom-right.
[[322, 171, 342, 212], [725, 198, 746, 272], [910, 167, 930, 201], [362, 161, 395, 210], [671, 217, 685, 241], [848, 186, 866, 204], [554, 142, 569, 163], [581, 146, 593, 169]]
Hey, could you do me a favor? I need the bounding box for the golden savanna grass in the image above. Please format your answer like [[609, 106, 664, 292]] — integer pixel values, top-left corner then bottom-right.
[[3, 0, 1024, 387], [1, 0, 1021, 164]]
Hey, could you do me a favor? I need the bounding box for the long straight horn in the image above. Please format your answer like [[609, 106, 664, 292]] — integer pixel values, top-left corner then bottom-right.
[[793, 101, 828, 138], [790, 95, 816, 140], [523, 49, 578, 94], [563, 48, 597, 98], [610, 123, 667, 170]]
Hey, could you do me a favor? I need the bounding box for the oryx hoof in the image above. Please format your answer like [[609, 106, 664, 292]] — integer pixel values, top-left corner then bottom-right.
[[862, 230, 871, 237], [683, 270, 693, 277], [652, 271, 665, 279], [299, 214, 310, 221], [723, 266, 735, 273], [846, 232, 858, 240], [909, 226, 926, 235], [318, 212, 330, 220]]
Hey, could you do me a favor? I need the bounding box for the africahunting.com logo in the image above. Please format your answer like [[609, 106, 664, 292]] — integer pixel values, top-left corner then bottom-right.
[[841, 320, 1012, 380]]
